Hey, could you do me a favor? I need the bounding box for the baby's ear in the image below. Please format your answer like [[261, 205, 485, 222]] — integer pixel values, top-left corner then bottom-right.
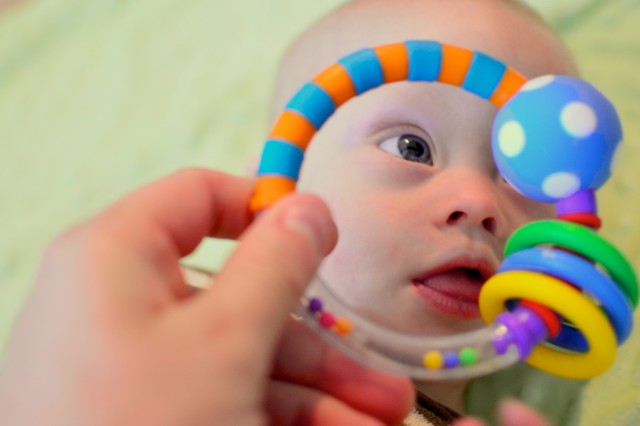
[[245, 158, 259, 178]]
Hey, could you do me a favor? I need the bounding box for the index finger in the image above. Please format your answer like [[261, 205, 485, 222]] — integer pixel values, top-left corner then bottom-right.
[[95, 168, 255, 258]]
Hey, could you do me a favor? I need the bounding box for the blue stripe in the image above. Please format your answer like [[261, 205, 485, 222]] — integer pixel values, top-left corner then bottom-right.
[[406, 40, 442, 82], [462, 52, 506, 99], [338, 48, 384, 94], [285, 82, 336, 129], [257, 140, 304, 180]]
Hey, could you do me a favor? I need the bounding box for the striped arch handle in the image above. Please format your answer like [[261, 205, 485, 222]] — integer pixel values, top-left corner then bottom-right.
[[250, 41, 528, 212]]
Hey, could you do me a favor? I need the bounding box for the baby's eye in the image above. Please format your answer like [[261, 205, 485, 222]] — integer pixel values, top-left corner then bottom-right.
[[379, 134, 434, 165]]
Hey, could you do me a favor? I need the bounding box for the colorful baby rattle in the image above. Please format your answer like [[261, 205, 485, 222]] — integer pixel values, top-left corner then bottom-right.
[[249, 41, 638, 380]]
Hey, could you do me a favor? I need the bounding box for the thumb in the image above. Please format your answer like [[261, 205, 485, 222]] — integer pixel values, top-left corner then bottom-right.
[[497, 399, 550, 426], [188, 193, 337, 352]]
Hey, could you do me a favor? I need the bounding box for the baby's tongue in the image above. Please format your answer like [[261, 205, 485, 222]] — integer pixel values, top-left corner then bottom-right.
[[418, 268, 483, 302]]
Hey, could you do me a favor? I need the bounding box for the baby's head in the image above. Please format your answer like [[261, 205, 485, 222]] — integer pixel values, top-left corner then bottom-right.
[[268, 0, 579, 336]]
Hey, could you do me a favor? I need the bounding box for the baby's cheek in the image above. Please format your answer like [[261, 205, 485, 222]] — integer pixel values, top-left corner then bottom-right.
[[506, 192, 555, 227]]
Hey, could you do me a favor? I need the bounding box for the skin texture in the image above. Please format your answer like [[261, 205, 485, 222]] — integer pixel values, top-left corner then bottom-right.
[[0, 169, 414, 426], [453, 399, 550, 426], [271, 0, 578, 414]]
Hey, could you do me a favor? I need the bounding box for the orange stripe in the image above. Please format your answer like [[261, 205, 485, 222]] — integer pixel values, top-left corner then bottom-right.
[[374, 43, 409, 83], [313, 63, 357, 108], [268, 111, 316, 150], [489, 68, 527, 108], [438, 44, 474, 86], [249, 176, 297, 213]]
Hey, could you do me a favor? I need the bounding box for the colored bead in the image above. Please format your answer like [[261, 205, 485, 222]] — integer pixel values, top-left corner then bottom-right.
[[319, 312, 336, 328], [423, 351, 444, 369], [462, 51, 507, 99], [439, 44, 473, 86], [268, 110, 316, 150], [334, 317, 353, 335], [492, 75, 622, 202], [250, 176, 297, 213], [489, 68, 527, 108], [406, 40, 442, 82], [374, 43, 409, 83], [444, 352, 460, 369], [308, 298, 323, 313], [312, 63, 357, 108], [338, 48, 384, 94], [284, 82, 336, 129], [458, 348, 478, 366], [257, 140, 304, 180]]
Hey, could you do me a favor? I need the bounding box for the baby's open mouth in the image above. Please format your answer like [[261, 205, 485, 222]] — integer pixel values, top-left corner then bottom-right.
[[413, 268, 486, 318]]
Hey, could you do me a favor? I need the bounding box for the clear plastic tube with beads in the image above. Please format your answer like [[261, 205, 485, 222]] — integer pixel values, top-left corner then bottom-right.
[[295, 274, 524, 381]]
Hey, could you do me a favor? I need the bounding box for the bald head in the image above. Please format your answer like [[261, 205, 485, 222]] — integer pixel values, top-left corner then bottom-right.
[[271, 0, 578, 115]]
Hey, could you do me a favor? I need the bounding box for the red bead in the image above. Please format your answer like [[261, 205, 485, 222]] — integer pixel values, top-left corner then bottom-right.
[[319, 312, 336, 328]]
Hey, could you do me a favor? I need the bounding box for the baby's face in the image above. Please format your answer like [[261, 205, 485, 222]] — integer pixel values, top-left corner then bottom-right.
[[277, 0, 578, 337], [297, 79, 554, 335]]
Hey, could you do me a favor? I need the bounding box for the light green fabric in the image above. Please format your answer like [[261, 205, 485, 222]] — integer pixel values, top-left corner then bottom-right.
[[1, 1, 639, 425]]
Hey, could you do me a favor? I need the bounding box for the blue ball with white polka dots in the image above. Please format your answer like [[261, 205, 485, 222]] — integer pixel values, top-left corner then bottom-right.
[[491, 75, 622, 203]]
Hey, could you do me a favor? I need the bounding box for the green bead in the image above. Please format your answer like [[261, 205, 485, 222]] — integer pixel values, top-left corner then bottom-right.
[[459, 347, 478, 366]]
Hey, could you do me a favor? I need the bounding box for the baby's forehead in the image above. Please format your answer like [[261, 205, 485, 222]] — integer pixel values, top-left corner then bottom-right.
[[272, 0, 576, 115]]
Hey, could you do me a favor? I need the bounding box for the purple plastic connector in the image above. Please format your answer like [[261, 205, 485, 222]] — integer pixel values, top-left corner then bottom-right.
[[556, 189, 597, 215], [493, 306, 549, 360]]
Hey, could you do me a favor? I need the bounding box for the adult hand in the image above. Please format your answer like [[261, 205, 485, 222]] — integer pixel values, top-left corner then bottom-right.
[[454, 399, 550, 426], [0, 169, 413, 426]]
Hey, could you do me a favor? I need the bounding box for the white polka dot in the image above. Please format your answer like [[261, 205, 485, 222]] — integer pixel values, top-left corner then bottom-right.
[[542, 172, 581, 199], [561, 102, 597, 138], [498, 121, 526, 157], [521, 75, 555, 92]]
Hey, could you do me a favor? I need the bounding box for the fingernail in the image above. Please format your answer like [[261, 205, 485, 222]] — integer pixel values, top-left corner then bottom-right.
[[499, 399, 521, 423], [498, 398, 549, 426], [283, 200, 335, 254]]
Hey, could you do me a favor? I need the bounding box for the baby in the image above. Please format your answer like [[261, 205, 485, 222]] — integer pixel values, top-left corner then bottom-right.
[[264, 0, 588, 423]]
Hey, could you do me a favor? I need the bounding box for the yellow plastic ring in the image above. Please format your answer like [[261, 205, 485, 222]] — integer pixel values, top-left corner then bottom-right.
[[479, 270, 617, 379]]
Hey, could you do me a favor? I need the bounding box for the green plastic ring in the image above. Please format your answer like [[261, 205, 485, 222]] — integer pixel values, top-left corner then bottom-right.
[[505, 219, 639, 307]]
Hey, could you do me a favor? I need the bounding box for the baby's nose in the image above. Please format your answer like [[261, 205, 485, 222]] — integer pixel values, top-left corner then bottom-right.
[[435, 169, 504, 236]]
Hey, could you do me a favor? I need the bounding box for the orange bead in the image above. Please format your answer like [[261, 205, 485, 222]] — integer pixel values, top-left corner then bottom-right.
[[374, 43, 409, 83], [334, 317, 353, 335], [438, 44, 474, 86], [312, 63, 357, 109], [249, 176, 296, 213], [268, 111, 317, 150], [489, 68, 527, 108]]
